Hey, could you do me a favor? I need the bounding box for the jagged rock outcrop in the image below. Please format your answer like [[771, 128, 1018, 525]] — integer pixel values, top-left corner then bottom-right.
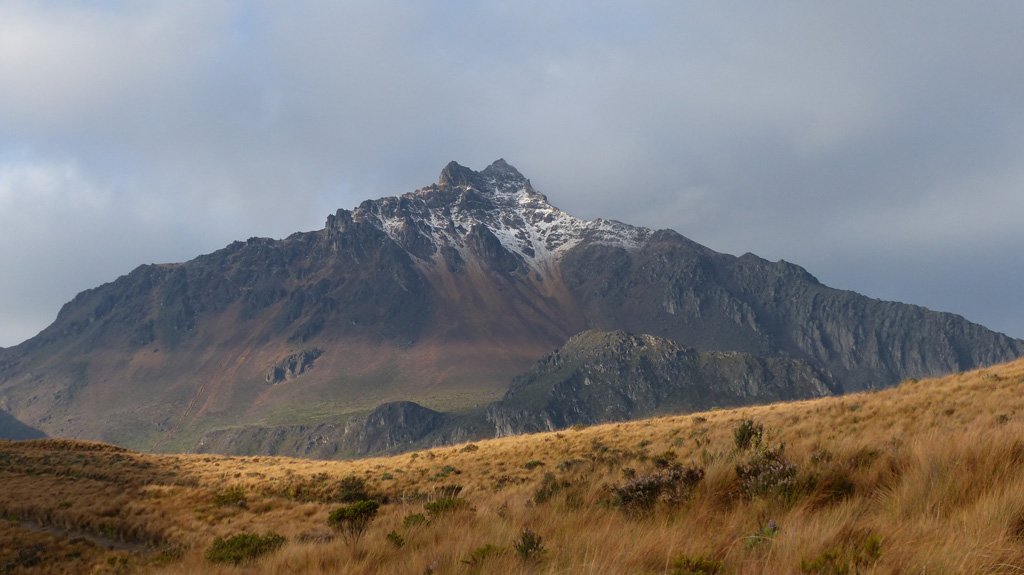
[[352, 401, 448, 454], [486, 330, 835, 436], [266, 349, 323, 384], [0, 159, 1020, 455]]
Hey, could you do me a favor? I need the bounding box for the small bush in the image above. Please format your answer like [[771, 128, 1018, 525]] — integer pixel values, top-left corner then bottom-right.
[[652, 450, 677, 468], [556, 459, 586, 472], [212, 486, 247, 508], [462, 543, 504, 568], [328, 500, 380, 545], [736, 445, 797, 499], [385, 530, 404, 549], [799, 533, 882, 573], [204, 532, 286, 565], [798, 548, 847, 574], [734, 419, 764, 451], [524, 460, 544, 469], [434, 484, 464, 498], [493, 474, 524, 491], [428, 465, 460, 481], [403, 513, 427, 529], [513, 528, 545, 563], [612, 464, 705, 516], [338, 475, 369, 502], [533, 472, 564, 504], [460, 443, 480, 453], [424, 497, 471, 518], [672, 554, 726, 574]]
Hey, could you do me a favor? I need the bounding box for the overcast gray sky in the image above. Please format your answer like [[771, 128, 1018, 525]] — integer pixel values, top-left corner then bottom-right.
[[2, 1, 1023, 347]]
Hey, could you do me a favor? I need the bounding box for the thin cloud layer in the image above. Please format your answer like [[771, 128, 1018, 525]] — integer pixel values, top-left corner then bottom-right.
[[2, 1, 1023, 346]]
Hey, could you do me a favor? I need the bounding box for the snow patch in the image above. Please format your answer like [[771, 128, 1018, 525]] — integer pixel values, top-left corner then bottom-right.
[[358, 170, 650, 273]]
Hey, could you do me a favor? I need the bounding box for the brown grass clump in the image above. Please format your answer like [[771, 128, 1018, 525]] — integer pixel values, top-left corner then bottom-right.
[[3, 358, 1024, 573]]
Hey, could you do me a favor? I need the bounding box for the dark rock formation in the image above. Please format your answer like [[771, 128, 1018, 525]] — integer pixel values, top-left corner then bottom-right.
[[352, 401, 448, 454], [487, 330, 835, 436], [266, 349, 323, 384]]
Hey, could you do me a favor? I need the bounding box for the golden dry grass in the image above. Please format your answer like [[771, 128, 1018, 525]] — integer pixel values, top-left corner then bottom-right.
[[3, 359, 1024, 574]]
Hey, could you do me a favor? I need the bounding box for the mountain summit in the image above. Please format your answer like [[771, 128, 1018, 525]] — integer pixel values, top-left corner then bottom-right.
[[329, 159, 647, 278], [1, 160, 1021, 453]]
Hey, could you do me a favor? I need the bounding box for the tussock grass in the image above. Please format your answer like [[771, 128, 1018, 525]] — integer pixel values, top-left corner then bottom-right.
[[3, 359, 1024, 573]]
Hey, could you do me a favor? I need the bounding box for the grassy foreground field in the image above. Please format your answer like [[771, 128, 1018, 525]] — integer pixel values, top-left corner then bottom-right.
[[4, 359, 1024, 574]]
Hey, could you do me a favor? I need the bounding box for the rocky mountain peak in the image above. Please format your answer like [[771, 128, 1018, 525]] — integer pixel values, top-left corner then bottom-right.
[[438, 160, 481, 188], [328, 160, 650, 275]]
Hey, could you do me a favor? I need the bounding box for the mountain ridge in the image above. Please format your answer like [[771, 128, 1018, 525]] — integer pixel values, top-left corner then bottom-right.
[[0, 159, 1020, 451]]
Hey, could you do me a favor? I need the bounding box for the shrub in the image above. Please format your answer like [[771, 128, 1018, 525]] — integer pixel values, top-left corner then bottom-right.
[[556, 459, 586, 472], [653, 450, 677, 468], [434, 484, 464, 498], [735, 445, 798, 499], [402, 512, 427, 529], [672, 554, 726, 574], [338, 475, 370, 503], [460, 443, 480, 453], [424, 497, 471, 518], [462, 543, 504, 569], [524, 460, 544, 470], [428, 465, 460, 481], [212, 486, 247, 508], [612, 464, 705, 516], [513, 527, 545, 563], [204, 532, 286, 565], [385, 530, 404, 549], [533, 472, 564, 504], [328, 500, 380, 545], [734, 419, 764, 451]]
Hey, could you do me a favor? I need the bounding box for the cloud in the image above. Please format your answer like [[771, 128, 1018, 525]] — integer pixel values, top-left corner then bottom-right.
[[2, 1, 1024, 345]]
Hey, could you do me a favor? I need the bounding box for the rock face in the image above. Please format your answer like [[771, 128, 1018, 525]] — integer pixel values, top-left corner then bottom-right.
[[0, 159, 1021, 454], [266, 349, 323, 384], [353, 401, 449, 454], [486, 330, 835, 436]]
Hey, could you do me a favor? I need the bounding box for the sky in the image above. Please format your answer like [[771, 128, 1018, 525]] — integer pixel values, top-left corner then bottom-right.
[[1, 1, 1023, 347]]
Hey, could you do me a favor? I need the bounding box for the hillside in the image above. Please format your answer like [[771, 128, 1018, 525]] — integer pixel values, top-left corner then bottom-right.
[[3, 359, 1024, 574], [192, 329, 839, 458], [0, 160, 1021, 454]]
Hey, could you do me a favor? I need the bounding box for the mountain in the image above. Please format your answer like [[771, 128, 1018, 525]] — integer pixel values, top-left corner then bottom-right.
[[0, 159, 1020, 454]]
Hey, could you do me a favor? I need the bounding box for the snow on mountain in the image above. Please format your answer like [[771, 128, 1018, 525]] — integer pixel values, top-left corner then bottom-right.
[[343, 159, 651, 275]]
